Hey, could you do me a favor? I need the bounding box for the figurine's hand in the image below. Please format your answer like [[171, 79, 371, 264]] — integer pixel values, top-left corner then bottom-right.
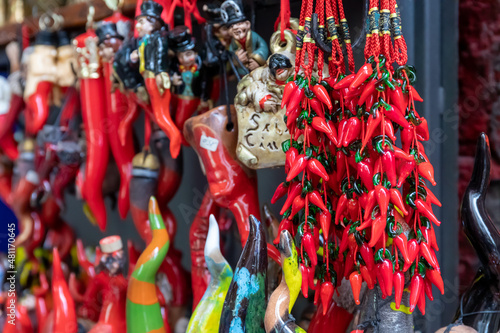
[[130, 50, 139, 63], [6, 42, 20, 72], [247, 59, 260, 71], [156, 73, 171, 93], [236, 49, 248, 64], [172, 73, 183, 86]]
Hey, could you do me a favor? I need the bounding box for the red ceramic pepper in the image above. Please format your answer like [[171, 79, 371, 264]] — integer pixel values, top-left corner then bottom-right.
[[349, 271, 362, 305], [409, 273, 424, 312]]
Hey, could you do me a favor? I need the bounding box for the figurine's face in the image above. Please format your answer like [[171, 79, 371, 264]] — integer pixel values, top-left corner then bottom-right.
[[99, 38, 123, 62], [136, 16, 156, 38], [213, 23, 231, 44], [229, 20, 251, 41], [274, 66, 293, 82], [177, 50, 196, 67]]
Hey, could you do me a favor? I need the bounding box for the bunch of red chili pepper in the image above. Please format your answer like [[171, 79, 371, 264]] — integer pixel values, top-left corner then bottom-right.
[[273, 0, 443, 316]]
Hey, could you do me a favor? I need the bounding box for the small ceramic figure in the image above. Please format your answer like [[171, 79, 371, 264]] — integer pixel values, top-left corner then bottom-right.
[[24, 31, 58, 135], [169, 26, 210, 141], [55, 31, 78, 90], [264, 230, 304, 333], [234, 32, 295, 169], [219, 215, 268, 333], [131, 1, 182, 158], [127, 197, 170, 333], [83, 236, 128, 333], [186, 214, 233, 333], [221, 0, 269, 75], [96, 21, 135, 219]]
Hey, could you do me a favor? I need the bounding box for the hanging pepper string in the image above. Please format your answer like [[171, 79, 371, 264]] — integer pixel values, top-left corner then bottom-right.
[[317, 0, 325, 80], [390, 0, 408, 65], [380, 0, 392, 64], [337, 0, 355, 73]]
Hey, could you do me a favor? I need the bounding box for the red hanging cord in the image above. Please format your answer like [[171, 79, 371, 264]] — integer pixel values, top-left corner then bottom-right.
[[337, 0, 355, 73], [390, 0, 408, 65]]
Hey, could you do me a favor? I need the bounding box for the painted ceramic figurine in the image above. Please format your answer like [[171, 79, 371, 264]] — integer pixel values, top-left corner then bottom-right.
[[23, 31, 57, 136], [186, 214, 233, 333], [219, 215, 268, 333], [131, 1, 182, 159], [221, 0, 269, 75], [435, 133, 500, 333], [264, 230, 304, 333], [234, 32, 295, 169], [169, 26, 209, 142], [96, 21, 135, 220], [127, 196, 170, 333]]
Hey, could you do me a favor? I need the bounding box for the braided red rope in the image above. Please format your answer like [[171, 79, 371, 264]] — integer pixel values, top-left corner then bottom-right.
[[380, 0, 392, 64], [337, 0, 355, 73], [390, 0, 408, 65]]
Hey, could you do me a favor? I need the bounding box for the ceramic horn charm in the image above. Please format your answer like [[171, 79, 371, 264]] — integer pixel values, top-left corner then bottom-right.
[[186, 214, 233, 333], [234, 30, 295, 169], [264, 230, 304, 333], [127, 197, 170, 333], [219, 215, 268, 333]]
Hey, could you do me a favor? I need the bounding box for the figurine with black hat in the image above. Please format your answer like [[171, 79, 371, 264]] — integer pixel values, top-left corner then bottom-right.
[[221, 0, 269, 75], [169, 26, 210, 143], [131, 0, 183, 159]]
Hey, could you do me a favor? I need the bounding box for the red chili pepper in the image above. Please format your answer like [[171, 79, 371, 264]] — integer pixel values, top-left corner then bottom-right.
[[381, 147, 397, 186], [418, 161, 437, 186], [409, 273, 423, 312], [350, 63, 373, 90], [417, 288, 426, 315], [271, 182, 289, 204], [375, 262, 388, 297], [335, 193, 348, 225], [383, 119, 397, 142], [308, 190, 328, 211], [307, 265, 316, 290], [424, 277, 434, 301], [314, 282, 321, 306], [337, 118, 348, 148], [420, 241, 440, 270], [357, 79, 378, 106], [385, 105, 411, 129], [356, 218, 373, 232], [365, 92, 377, 110], [349, 272, 362, 305], [305, 125, 321, 146], [286, 147, 299, 170], [393, 233, 410, 265], [303, 232, 317, 266], [388, 85, 406, 115], [287, 85, 305, 111], [380, 259, 394, 296], [300, 263, 309, 298], [273, 218, 294, 244], [409, 85, 423, 102], [393, 270, 405, 309], [403, 239, 420, 272], [362, 110, 382, 149], [343, 250, 355, 278], [282, 81, 297, 109], [357, 159, 374, 191], [334, 73, 356, 89], [313, 84, 333, 110], [311, 117, 338, 145], [279, 182, 302, 215], [320, 281, 334, 315], [362, 190, 376, 220], [290, 195, 306, 218], [393, 146, 414, 162], [360, 265, 375, 289], [336, 150, 346, 182], [426, 269, 444, 295], [310, 97, 326, 118], [286, 106, 301, 128], [307, 158, 329, 181], [401, 127, 415, 152], [375, 185, 390, 220], [342, 117, 361, 147], [368, 215, 386, 248], [359, 243, 375, 271], [339, 227, 350, 253], [319, 211, 331, 240], [286, 154, 308, 182], [429, 225, 439, 251], [426, 188, 442, 207], [415, 199, 441, 226], [390, 189, 409, 215], [416, 118, 430, 141], [397, 159, 416, 188]]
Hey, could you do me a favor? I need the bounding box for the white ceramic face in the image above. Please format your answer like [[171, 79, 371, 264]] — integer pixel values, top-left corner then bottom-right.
[[229, 20, 251, 41]]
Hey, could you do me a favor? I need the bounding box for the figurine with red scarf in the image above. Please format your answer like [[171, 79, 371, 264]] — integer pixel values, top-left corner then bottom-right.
[[81, 236, 128, 333], [169, 26, 210, 139]]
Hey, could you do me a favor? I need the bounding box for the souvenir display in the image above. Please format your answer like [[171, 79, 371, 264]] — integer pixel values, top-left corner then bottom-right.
[[0, 0, 487, 332]]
